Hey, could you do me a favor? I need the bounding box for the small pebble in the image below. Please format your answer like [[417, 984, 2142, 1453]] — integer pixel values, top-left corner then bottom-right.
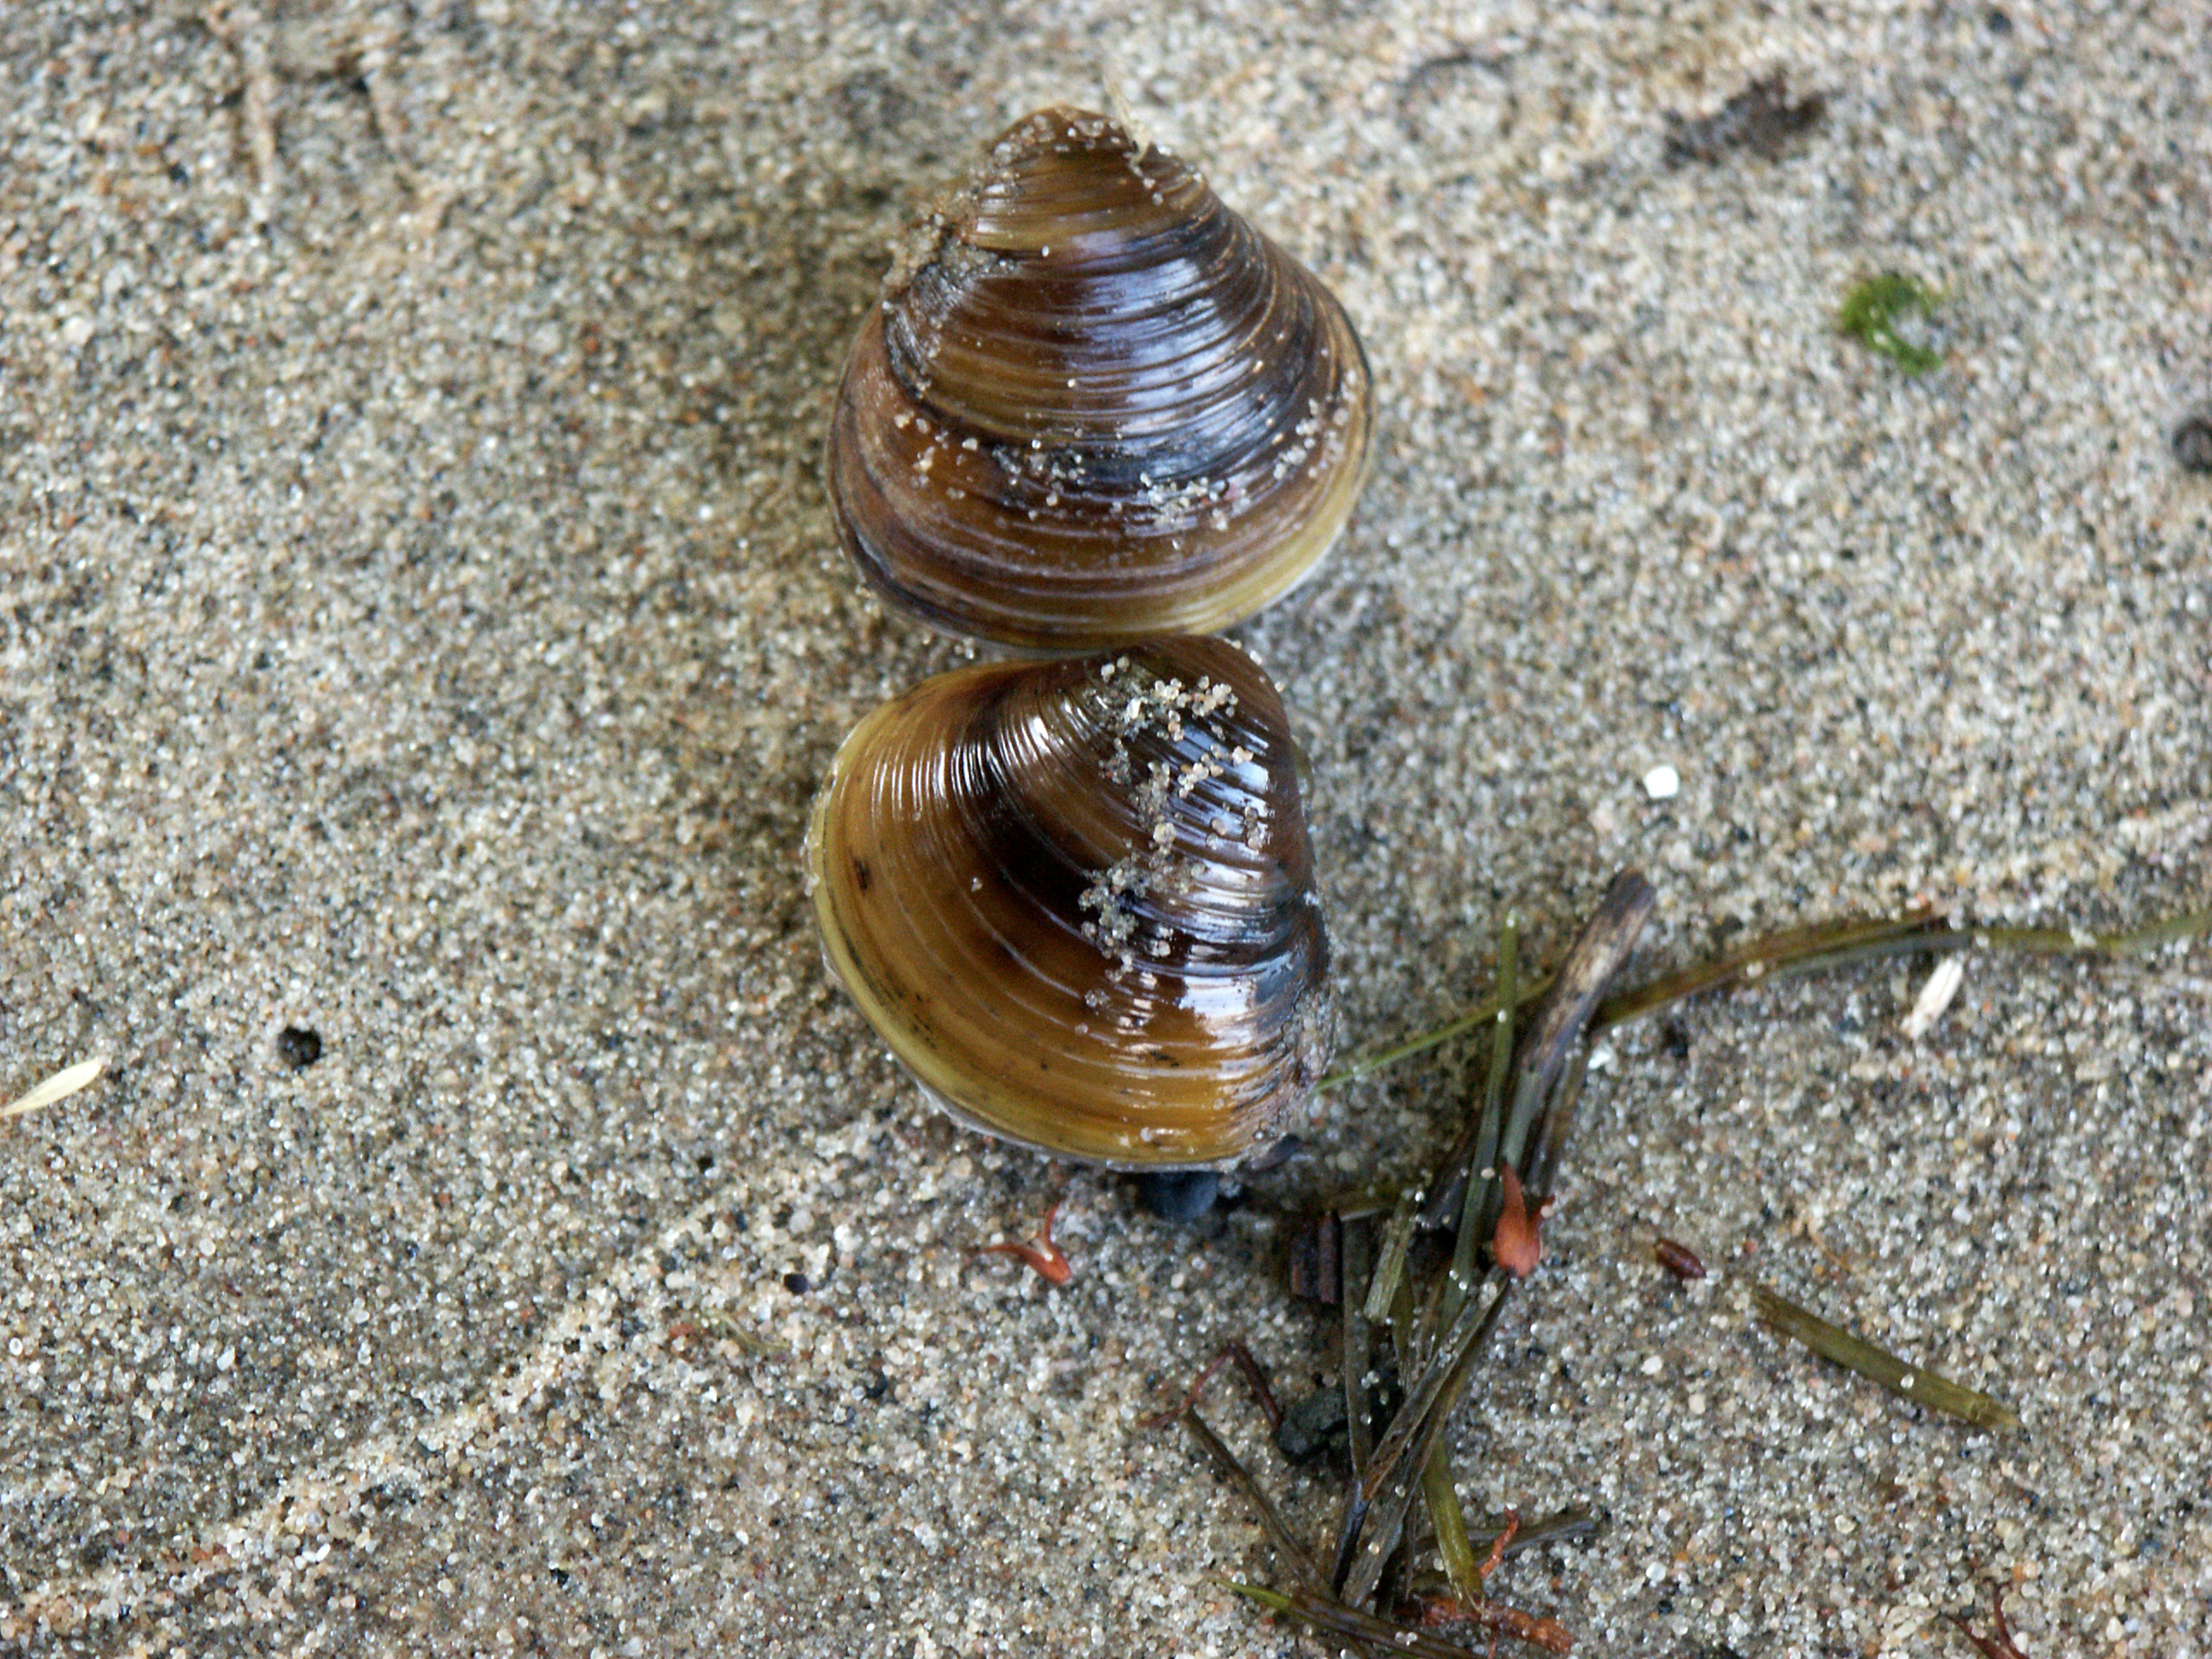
[[2174, 407, 2212, 474], [1642, 763, 1680, 801]]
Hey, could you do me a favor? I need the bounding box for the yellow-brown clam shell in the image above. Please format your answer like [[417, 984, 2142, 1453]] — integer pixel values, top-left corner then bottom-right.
[[826, 106, 1373, 653], [807, 636, 1333, 1167]]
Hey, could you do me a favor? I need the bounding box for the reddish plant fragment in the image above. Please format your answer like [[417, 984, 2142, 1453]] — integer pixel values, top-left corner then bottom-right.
[[976, 1195, 1073, 1285], [1397, 1512, 1574, 1653], [1404, 1589, 1574, 1655], [1491, 1165, 1554, 1277], [1476, 1509, 1522, 1584], [1946, 1584, 2030, 1659], [1653, 1237, 1705, 1281]]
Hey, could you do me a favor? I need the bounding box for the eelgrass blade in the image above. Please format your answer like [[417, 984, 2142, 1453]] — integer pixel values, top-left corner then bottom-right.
[[1341, 1282, 1514, 1607], [1343, 875, 1650, 1609], [1318, 978, 1550, 1094], [1363, 1196, 1421, 1325], [1332, 900, 2212, 1093], [1423, 872, 1655, 1231], [1752, 1283, 2020, 1431], [1422, 1444, 1484, 1604], [1596, 912, 1953, 1029], [1360, 1280, 1508, 1506], [1444, 914, 1519, 1324], [1341, 1215, 1379, 1477], [1330, 1213, 1380, 1595]]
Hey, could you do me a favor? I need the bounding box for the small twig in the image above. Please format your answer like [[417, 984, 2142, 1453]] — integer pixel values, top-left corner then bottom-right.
[[1752, 1283, 2020, 1431], [1181, 1412, 1325, 1592], [1135, 1340, 1282, 1432], [1945, 1582, 2032, 1659], [3, 1058, 108, 1121], [1522, 1044, 1589, 1203], [1508, 872, 1656, 1112]]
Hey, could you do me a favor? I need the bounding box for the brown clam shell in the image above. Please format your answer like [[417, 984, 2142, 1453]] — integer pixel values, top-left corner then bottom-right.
[[827, 107, 1373, 653], [807, 636, 1333, 1167]]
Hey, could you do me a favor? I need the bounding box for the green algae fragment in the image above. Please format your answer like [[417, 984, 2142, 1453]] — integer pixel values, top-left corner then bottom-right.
[[1837, 272, 1945, 375]]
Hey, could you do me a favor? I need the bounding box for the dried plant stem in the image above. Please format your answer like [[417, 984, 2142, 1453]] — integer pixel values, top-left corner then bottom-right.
[[1420, 873, 1655, 1233], [1472, 1506, 1598, 1555], [1213, 880, 1653, 1656], [1135, 1339, 1282, 1432], [1334, 873, 1650, 1610], [1752, 1283, 2020, 1431]]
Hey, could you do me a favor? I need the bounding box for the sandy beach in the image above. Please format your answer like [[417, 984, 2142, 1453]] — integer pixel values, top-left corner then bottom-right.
[[2, 2, 2208, 1654]]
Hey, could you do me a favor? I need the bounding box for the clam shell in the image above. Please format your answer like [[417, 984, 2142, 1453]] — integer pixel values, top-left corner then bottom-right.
[[828, 107, 1373, 653], [807, 636, 1333, 1167]]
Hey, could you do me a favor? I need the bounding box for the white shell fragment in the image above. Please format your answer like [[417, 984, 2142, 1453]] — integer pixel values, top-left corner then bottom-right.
[[1, 1056, 109, 1120], [1902, 955, 1967, 1041]]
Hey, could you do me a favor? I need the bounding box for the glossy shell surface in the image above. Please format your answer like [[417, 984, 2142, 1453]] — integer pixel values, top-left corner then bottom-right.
[[807, 636, 1333, 1167], [827, 106, 1373, 653]]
